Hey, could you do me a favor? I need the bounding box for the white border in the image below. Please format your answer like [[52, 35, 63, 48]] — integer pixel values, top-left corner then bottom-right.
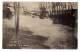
[[2, 0, 78, 2], [0, 0, 79, 52]]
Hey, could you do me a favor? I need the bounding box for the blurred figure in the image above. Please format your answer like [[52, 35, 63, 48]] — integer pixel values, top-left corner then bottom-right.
[[3, 8, 12, 19], [39, 6, 46, 19], [3, 2, 12, 19]]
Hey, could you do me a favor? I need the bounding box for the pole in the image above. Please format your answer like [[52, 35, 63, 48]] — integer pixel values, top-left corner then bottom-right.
[[14, 2, 20, 47], [16, 2, 19, 36], [16, 2, 20, 46]]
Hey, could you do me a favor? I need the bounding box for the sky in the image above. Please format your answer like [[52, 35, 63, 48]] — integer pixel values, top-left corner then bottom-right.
[[21, 2, 40, 11]]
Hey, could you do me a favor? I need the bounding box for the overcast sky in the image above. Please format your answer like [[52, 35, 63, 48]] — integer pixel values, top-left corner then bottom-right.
[[21, 2, 40, 11]]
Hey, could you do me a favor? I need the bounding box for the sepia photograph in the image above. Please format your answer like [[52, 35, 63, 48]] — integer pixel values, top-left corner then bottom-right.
[[3, 2, 78, 49]]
